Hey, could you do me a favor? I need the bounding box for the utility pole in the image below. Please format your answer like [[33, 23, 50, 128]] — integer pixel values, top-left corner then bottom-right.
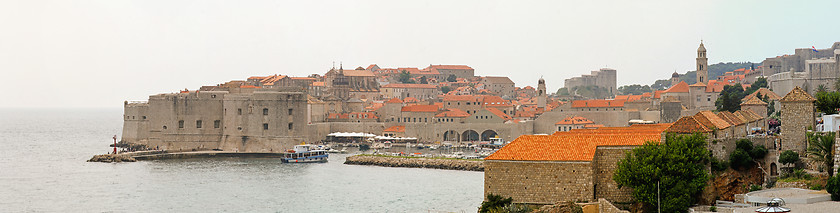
[[657, 181, 661, 213]]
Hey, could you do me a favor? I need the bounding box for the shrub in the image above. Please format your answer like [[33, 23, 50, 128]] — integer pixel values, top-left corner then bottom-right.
[[729, 149, 753, 169], [749, 184, 762, 192], [750, 145, 768, 159], [710, 158, 729, 172], [810, 184, 825, 190], [827, 175, 840, 201], [709, 206, 717, 212], [480, 194, 513, 213]]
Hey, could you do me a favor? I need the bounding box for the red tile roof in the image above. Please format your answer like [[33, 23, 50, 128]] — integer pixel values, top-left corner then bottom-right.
[[385, 98, 403, 104], [694, 111, 732, 130], [664, 81, 689, 93], [555, 116, 594, 125], [486, 108, 512, 121], [403, 97, 420, 103], [486, 127, 664, 161], [665, 116, 713, 133], [310, 82, 326, 87], [780, 86, 816, 102], [383, 125, 405, 133], [435, 108, 470, 118]]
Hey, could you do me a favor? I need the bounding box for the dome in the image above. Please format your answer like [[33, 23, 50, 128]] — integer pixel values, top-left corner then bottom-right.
[[538, 78, 545, 84], [672, 72, 680, 78]]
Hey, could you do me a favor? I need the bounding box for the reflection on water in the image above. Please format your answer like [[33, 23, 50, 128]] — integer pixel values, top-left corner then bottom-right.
[[0, 109, 483, 212]]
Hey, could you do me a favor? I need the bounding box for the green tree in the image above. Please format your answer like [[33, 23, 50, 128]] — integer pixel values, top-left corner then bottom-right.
[[715, 83, 745, 112], [399, 70, 412, 83], [419, 76, 428, 84], [557, 88, 570, 96], [447, 74, 457, 82], [480, 194, 513, 213], [807, 132, 836, 176], [818, 85, 829, 93], [778, 150, 800, 170], [618, 84, 652, 95], [827, 175, 840, 201], [441, 86, 452, 94], [613, 133, 710, 212], [815, 91, 840, 114]]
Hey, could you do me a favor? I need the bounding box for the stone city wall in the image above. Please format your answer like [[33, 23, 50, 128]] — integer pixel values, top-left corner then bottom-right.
[[485, 160, 594, 204], [592, 146, 634, 203]]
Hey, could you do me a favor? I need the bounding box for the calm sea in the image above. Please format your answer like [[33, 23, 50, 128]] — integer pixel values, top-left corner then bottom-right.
[[0, 109, 483, 212]]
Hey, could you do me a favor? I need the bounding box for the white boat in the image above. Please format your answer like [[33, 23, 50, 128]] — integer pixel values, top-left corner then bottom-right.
[[282, 144, 328, 163]]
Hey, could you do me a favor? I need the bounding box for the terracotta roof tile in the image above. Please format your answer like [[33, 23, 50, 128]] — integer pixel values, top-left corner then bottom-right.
[[664, 81, 689, 93], [741, 95, 768, 106], [385, 98, 403, 104], [435, 108, 470, 118], [780, 86, 816, 102], [555, 116, 594, 125], [486, 108, 512, 121], [383, 125, 405, 133], [571, 99, 625, 108], [487, 128, 664, 161], [381, 84, 438, 89], [742, 88, 781, 101], [694, 111, 732, 130], [716, 111, 744, 126], [665, 116, 713, 133]]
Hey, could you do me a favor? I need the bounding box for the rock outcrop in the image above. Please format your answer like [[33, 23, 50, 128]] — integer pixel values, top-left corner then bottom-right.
[[344, 155, 484, 171], [87, 154, 137, 163]]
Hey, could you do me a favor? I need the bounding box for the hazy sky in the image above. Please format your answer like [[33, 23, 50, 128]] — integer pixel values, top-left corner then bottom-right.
[[1, 0, 838, 108]]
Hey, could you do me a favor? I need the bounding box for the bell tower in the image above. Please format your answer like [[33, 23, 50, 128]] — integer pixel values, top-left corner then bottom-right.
[[696, 41, 708, 84], [537, 77, 546, 109]]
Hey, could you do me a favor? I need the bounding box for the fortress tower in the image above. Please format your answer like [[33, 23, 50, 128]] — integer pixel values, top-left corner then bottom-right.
[[697, 42, 709, 84], [537, 77, 546, 109]]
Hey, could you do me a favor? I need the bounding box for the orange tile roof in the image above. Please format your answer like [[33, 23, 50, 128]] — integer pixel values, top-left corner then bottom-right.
[[571, 99, 625, 108], [664, 81, 690, 93], [742, 88, 781, 101], [665, 116, 713, 133], [310, 82, 326, 87], [694, 111, 731, 130], [741, 95, 768, 106], [383, 125, 405, 133], [385, 98, 403, 104], [239, 85, 260, 89], [486, 108, 512, 121], [342, 69, 376, 77], [689, 82, 707, 87], [487, 129, 663, 161], [427, 65, 473, 70], [401, 104, 439, 112], [382, 83, 438, 89], [403, 97, 420, 103], [716, 111, 744, 126], [290, 77, 316, 80], [584, 124, 604, 128], [705, 80, 727, 93], [555, 116, 594, 125], [366, 64, 378, 70], [443, 95, 483, 102], [435, 108, 470, 117], [780, 86, 816, 102], [654, 90, 665, 99]]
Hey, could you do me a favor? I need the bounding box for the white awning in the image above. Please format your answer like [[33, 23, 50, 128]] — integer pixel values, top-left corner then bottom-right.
[[327, 132, 377, 137]]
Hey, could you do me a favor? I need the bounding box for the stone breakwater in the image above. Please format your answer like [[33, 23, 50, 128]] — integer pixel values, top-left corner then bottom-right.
[[88, 154, 137, 163], [344, 155, 484, 171]]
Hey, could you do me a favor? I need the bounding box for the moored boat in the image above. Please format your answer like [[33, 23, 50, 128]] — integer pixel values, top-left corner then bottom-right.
[[282, 144, 328, 163]]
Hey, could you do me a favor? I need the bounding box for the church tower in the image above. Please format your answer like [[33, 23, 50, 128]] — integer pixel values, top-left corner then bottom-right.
[[696, 41, 708, 84], [537, 77, 546, 109]]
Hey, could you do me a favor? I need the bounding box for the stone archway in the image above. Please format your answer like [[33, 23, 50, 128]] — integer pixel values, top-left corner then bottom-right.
[[444, 130, 460, 142], [462, 130, 479, 142], [481, 130, 498, 141], [770, 163, 778, 176]]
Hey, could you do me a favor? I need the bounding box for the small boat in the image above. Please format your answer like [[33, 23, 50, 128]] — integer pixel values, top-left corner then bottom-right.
[[282, 144, 328, 163]]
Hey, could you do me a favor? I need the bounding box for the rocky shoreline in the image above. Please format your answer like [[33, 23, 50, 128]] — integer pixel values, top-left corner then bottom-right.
[[344, 155, 484, 171], [87, 154, 137, 163]]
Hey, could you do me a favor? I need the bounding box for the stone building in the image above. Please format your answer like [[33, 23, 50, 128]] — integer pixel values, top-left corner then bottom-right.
[[480, 76, 516, 98], [122, 87, 309, 152], [696, 42, 709, 84], [740, 96, 768, 119], [766, 43, 840, 95], [380, 83, 440, 101], [563, 68, 617, 97], [780, 86, 816, 153], [426, 64, 474, 79], [484, 124, 670, 204], [554, 116, 598, 132]]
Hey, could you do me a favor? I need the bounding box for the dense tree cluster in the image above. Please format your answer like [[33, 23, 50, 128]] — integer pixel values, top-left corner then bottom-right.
[[618, 84, 653, 95]]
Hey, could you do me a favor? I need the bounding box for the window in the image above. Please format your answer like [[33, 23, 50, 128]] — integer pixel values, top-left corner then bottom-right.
[[288, 123, 293, 130], [142, 116, 147, 120], [196, 120, 202, 128], [178, 120, 184, 128], [237, 108, 242, 115], [263, 108, 269, 115], [263, 123, 269, 130], [214, 120, 221, 128], [288, 109, 293, 115]]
